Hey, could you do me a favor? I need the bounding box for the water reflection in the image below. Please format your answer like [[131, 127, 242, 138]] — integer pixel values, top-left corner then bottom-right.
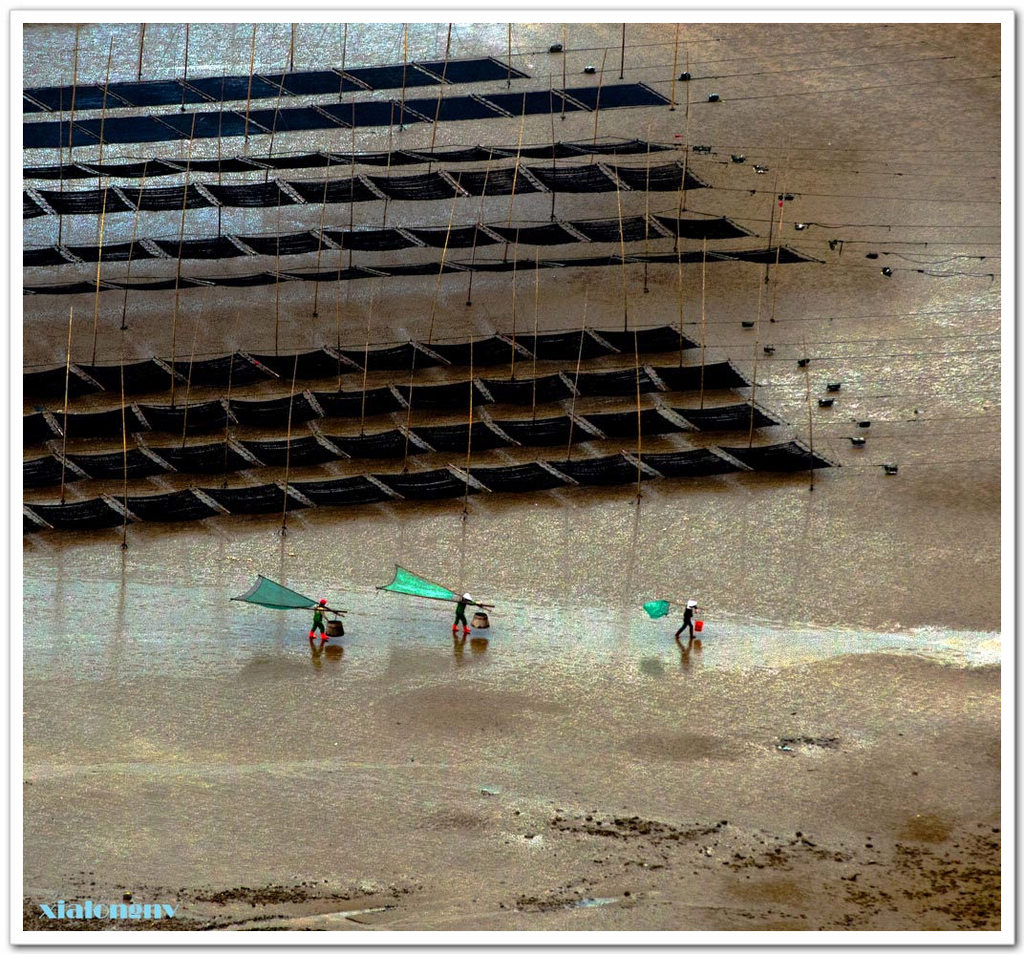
[[676, 634, 703, 674], [453, 633, 489, 667], [310, 639, 344, 671]]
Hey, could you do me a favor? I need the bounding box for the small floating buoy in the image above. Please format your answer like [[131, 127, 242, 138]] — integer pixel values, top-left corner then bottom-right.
[[881, 267, 893, 277], [707, 92, 720, 102], [858, 420, 871, 428], [826, 382, 842, 392], [549, 43, 563, 53], [797, 358, 810, 368], [818, 398, 834, 408], [693, 144, 712, 154], [754, 165, 769, 174], [850, 436, 866, 446], [678, 71, 691, 81], [883, 463, 899, 475], [865, 252, 879, 259], [583, 65, 596, 74], [741, 320, 755, 328], [794, 222, 808, 230], [731, 154, 746, 163], [763, 345, 775, 355]]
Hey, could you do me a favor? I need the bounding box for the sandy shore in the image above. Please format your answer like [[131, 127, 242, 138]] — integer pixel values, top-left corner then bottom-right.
[[22, 651, 1000, 932]]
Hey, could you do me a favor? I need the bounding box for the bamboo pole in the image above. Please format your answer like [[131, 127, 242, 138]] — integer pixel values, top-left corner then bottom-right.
[[399, 23, 408, 127], [58, 306, 74, 505], [769, 186, 787, 325], [428, 24, 453, 160], [180, 309, 200, 447], [748, 221, 768, 447], [98, 37, 113, 166], [592, 49, 608, 147], [634, 329, 643, 499], [311, 169, 331, 316], [216, 76, 225, 236], [119, 335, 129, 549], [803, 332, 815, 492], [462, 334, 474, 516], [181, 23, 190, 110], [643, 129, 652, 293], [676, 217, 685, 367], [507, 24, 512, 88], [549, 72, 557, 220], [90, 183, 109, 366], [289, 22, 296, 72], [509, 242, 519, 380], [265, 68, 288, 181], [465, 155, 492, 306], [274, 190, 283, 354], [243, 23, 257, 151], [619, 23, 626, 80], [614, 168, 629, 332], [532, 247, 540, 423], [221, 354, 234, 489], [670, 24, 679, 111], [68, 25, 80, 158], [359, 279, 378, 435], [564, 291, 588, 463], [560, 24, 567, 120], [136, 23, 145, 81], [280, 354, 300, 534], [699, 236, 707, 409], [170, 113, 198, 407]]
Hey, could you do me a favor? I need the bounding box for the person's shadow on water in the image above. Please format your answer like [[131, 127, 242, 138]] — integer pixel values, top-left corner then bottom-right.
[[453, 632, 467, 667], [310, 639, 325, 671], [675, 634, 703, 674]]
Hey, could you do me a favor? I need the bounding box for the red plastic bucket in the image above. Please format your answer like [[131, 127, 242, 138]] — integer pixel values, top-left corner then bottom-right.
[[694, 620, 704, 633]]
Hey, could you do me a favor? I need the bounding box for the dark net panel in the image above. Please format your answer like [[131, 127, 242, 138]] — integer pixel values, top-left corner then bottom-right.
[[230, 394, 321, 428], [190, 273, 278, 288], [678, 404, 781, 431], [318, 100, 426, 128], [397, 380, 476, 411], [24, 366, 99, 400], [323, 227, 413, 250], [138, 400, 229, 435], [342, 64, 440, 90], [242, 232, 324, 256], [105, 78, 205, 107], [204, 484, 308, 515], [597, 325, 698, 353], [367, 172, 458, 201], [25, 246, 74, 267], [413, 421, 512, 452], [79, 359, 172, 395], [401, 96, 504, 122], [78, 115, 189, 145], [406, 225, 498, 249], [328, 430, 422, 459], [574, 367, 656, 398], [496, 416, 574, 447], [186, 74, 282, 101], [337, 342, 422, 371], [250, 350, 349, 380], [24, 120, 91, 150], [641, 448, 740, 478], [24, 194, 46, 218], [65, 240, 154, 264], [527, 164, 616, 192], [313, 387, 403, 418], [416, 57, 529, 84], [53, 407, 140, 440], [24, 280, 103, 295], [556, 453, 647, 486], [27, 498, 123, 531], [455, 167, 540, 197], [239, 436, 339, 468], [654, 215, 752, 240], [247, 106, 344, 134], [482, 90, 581, 117], [267, 69, 357, 96], [719, 441, 833, 471], [173, 354, 273, 388], [118, 490, 218, 522], [563, 83, 670, 109], [290, 475, 390, 506], [24, 456, 74, 489], [585, 407, 683, 438], [378, 262, 466, 278], [428, 337, 511, 367], [711, 247, 819, 265], [158, 110, 273, 140], [289, 178, 380, 204], [66, 449, 168, 481], [481, 374, 571, 405], [374, 468, 473, 500], [401, 146, 494, 163], [487, 223, 579, 246], [469, 461, 570, 493], [652, 362, 750, 391], [153, 441, 254, 475], [205, 182, 297, 208], [528, 330, 614, 361], [565, 139, 673, 157], [119, 184, 213, 212], [24, 83, 110, 111], [154, 236, 249, 259], [24, 413, 58, 444], [571, 216, 651, 243], [613, 162, 706, 192], [37, 188, 132, 216]]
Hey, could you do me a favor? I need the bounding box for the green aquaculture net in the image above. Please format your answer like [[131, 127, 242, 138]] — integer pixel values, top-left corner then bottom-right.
[[232, 575, 319, 610], [377, 565, 457, 602]]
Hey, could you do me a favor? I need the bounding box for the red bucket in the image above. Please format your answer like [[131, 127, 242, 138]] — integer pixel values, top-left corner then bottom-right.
[[694, 620, 704, 633]]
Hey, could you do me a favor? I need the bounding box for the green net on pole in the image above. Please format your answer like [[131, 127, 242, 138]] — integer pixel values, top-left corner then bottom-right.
[[232, 575, 319, 610], [377, 565, 457, 602], [643, 599, 672, 619]]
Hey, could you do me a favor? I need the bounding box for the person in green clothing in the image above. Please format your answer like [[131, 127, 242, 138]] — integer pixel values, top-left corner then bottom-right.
[[452, 593, 476, 636], [309, 598, 329, 642]]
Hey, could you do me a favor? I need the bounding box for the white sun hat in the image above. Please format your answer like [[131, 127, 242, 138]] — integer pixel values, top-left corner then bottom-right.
[[686, 599, 698, 608], [463, 593, 472, 601]]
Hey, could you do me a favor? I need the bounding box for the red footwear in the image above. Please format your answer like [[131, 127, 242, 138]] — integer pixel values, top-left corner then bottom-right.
[[308, 632, 315, 640], [462, 626, 471, 636], [452, 625, 458, 634]]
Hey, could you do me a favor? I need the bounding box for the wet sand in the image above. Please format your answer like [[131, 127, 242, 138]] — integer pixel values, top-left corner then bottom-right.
[[20, 19, 1004, 936]]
